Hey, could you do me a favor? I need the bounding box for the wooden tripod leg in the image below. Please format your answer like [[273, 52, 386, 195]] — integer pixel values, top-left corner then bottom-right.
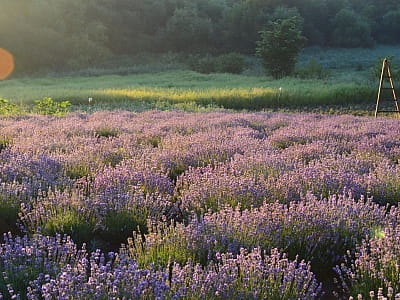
[[387, 62, 400, 116], [375, 59, 386, 118]]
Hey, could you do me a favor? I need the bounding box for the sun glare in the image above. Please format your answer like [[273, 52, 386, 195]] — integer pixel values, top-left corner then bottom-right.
[[0, 48, 15, 80]]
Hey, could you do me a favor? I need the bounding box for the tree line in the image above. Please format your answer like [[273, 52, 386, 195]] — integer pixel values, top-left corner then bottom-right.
[[1, 0, 400, 74]]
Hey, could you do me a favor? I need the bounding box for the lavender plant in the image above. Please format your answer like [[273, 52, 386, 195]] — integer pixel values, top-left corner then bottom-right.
[[335, 223, 400, 299], [19, 184, 175, 250], [128, 193, 388, 273], [36, 250, 171, 300], [0, 233, 81, 299], [2, 110, 400, 298], [31, 246, 323, 300], [18, 189, 98, 247], [176, 164, 270, 212], [169, 248, 323, 299]]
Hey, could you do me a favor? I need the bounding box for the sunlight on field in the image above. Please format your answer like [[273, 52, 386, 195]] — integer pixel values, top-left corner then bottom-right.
[[0, 48, 14, 80], [100, 87, 278, 102], [0, 68, 376, 112]]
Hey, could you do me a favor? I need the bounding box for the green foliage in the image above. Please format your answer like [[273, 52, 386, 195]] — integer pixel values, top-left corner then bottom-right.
[[95, 127, 119, 138], [41, 209, 97, 246], [189, 53, 245, 74], [127, 222, 200, 268], [0, 65, 381, 114], [295, 58, 330, 79], [1, 0, 400, 76], [3, 46, 399, 114], [0, 98, 20, 115], [164, 6, 213, 52], [0, 0, 110, 74], [170, 101, 220, 112], [137, 135, 161, 148], [99, 210, 147, 249], [168, 162, 188, 182], [0, 196, 20, 234], [256, 13, 306, 78], [64, 163, 91, 179], [0, 136, 12, 152], [103, 151, 125, 167], [189, 55, 217, 74], [370, 56, 400, 81], [221, 1, 270, 53], [32, 97, 71, 116], [331, 9, 375, 48], [215, 53, 245, 74], [379, 9, 400, 44]]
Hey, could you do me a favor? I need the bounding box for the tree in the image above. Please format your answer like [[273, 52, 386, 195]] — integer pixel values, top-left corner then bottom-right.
[[0, 0, 110, 74], [256, 14, 306, 78], [221, 2, 269, 53], [331, 9, 375, 48], [379, 10, 400, 44], [163, 6, 213, 52]]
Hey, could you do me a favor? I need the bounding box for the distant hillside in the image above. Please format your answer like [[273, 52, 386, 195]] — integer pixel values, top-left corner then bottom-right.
[[1, 0, 399, 74]]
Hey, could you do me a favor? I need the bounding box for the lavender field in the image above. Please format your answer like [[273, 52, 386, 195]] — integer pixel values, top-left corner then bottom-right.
[[1, 110, 400, 299]]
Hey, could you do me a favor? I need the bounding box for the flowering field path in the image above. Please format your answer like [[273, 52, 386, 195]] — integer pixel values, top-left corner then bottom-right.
[[0, 110, 400, 299]]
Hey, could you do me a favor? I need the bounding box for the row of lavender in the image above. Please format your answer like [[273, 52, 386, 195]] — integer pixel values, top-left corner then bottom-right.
[[1, 111, 400, 298]]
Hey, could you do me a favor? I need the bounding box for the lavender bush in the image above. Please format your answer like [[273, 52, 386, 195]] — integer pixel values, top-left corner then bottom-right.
[[36, 249, 171, 300], [335, 223, 400, 299], [0, 233, 81, 299], [168, 248, 323, 299], [129, 193, 388, 271], [24, 243, 322, 300], [19, 186, 174, 250], [1, 111, 400, 209], [1, 110, 400, 298]]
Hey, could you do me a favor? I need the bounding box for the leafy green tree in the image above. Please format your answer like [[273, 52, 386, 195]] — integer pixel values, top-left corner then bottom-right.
[[0, 0, 110, 74], [295, 0, 330, 45], [2, 0, 400, 75], [256, 14, 306, 78], [331, 9, 375, 47], [163, 6, 213, 52], [221, 2, 269, 53], [379, 10, 400, 44]]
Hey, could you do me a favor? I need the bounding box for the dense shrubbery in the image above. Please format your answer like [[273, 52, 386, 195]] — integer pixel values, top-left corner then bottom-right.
[[0, 97, 71, 116], [1, 0, 400, 75], [295, 58, 331, 79], [215, 53, 246, 74], [189, 53, 245, 74], [32, 97, 71, 116], [0, 99, 19, 116]]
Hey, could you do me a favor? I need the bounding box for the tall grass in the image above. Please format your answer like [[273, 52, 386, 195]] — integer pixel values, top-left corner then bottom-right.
[[0, 71, 376, 112], [0, 46, 398, 113]]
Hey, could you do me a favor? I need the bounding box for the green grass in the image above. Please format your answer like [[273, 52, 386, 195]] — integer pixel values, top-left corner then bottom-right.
[[0, 71, 376, 112], [0, 46, 399, 113]]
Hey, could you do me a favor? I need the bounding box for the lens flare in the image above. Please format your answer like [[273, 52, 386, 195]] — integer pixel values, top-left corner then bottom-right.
[[0, 48, 15, 80]]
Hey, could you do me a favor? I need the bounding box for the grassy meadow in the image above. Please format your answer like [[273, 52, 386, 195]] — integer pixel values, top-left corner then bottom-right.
[[2, 46, 400, 114]]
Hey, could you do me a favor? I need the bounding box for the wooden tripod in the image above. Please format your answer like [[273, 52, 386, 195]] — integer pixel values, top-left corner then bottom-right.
[[375, 58, 400, 117]]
